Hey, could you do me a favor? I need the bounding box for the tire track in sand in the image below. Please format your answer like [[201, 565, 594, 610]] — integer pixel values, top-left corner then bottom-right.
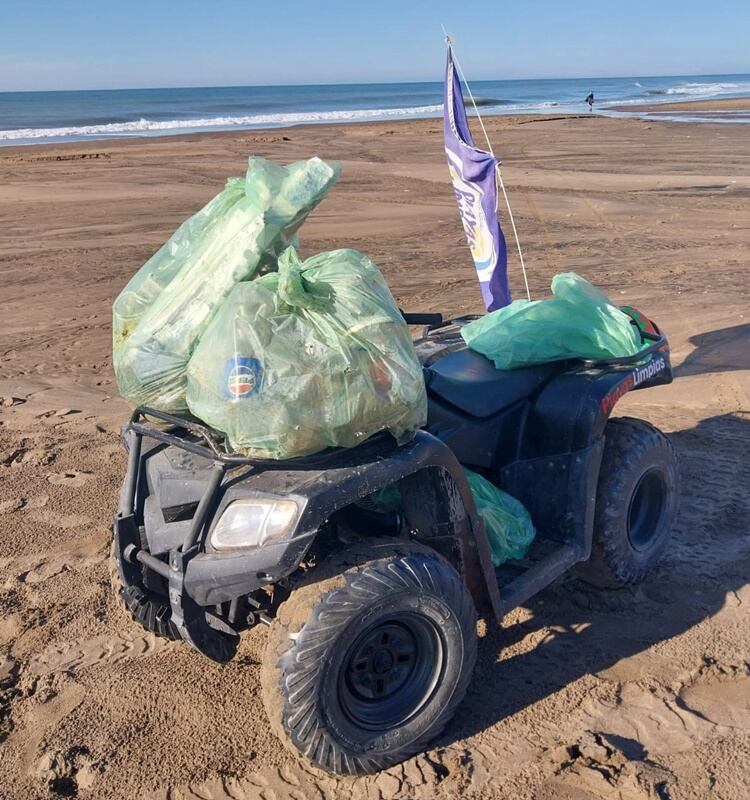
[[28, 632, 168, 676]]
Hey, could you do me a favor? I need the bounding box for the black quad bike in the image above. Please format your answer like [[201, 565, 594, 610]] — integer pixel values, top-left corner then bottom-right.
[[111, 309, 678, 775]]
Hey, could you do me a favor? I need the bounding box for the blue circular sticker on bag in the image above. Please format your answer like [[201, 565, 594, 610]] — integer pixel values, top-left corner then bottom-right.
[[224, 357, 262, 399]]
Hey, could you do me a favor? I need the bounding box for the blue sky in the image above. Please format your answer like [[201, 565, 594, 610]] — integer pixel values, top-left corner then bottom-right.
[[1, 0, 748, 91]]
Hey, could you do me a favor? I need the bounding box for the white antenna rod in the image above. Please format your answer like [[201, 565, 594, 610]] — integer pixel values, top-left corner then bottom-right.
[[442, 28, 531, 301]]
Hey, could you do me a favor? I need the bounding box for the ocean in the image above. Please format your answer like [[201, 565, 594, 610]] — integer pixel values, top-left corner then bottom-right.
[[1, 74, 749, 146]]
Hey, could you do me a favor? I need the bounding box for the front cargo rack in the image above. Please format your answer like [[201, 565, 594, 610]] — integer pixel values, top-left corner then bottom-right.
[[127, 406, 390, 470]]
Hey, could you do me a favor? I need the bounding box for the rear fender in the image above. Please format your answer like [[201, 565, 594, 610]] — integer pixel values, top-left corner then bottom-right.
[[521, 342, 672, 459], [498, 340, 671, 556]]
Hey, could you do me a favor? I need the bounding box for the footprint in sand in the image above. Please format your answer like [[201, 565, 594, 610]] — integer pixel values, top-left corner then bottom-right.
[[0, 498, 26, 514], [149, 749, 470, 800], [1, 446, 28, 466], [680, 679, 750, 730], [36, 748, 99, 796], [46, 470, 93, 487], [547, 730, 674, 800], [0, 653, 19, 683], [28, 509, 94, 530], [0, 614, 22, 645], [24, 495, 49, 510], [0, 396, 26, 407], [20, 561, 71, 585], [12, 552, 104, 585], [21, 447, 57, 466], [679, 660, 750, 731], [28, 633, 168, 676], [576, 673, 742, 757], [53, 409, 81, 418]]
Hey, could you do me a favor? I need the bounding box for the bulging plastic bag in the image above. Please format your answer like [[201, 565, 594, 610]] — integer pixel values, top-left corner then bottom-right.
[[365, 470, 534, 566], [113, 156, 340, 414], [461, 272, 642, 369], [465, 469, 535, 566], [186, 247, 427, 459]]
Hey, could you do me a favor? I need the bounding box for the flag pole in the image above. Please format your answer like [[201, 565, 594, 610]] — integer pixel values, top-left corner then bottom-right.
[[441, 28, 531, 301]]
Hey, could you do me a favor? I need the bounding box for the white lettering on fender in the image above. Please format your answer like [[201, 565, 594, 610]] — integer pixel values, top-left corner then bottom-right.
[[632, 355, 666, 388]]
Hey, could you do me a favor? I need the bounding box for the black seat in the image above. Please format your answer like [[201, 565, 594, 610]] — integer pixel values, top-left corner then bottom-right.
[[426, 347, 562, 418]]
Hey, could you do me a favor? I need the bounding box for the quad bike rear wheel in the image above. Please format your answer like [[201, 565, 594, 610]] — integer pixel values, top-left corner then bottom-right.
[[578, 417, 679, 588], [261, 537, 477, 775]]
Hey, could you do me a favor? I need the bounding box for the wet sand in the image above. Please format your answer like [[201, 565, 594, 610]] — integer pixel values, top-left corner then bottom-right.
[[1, 115, 749, 799], [608, 95, 750, 113]]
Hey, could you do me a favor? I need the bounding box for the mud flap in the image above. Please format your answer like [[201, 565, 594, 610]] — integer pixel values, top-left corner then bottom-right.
[[114, 517, 237, 663], [167, 547, 238, 664]]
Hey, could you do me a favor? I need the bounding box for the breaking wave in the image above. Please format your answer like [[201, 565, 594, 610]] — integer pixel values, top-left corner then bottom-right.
[[644, 81, 749, 98], [0, 103, 445, 141], [3, 75, 749, 144], [472, 97, 510, 106]]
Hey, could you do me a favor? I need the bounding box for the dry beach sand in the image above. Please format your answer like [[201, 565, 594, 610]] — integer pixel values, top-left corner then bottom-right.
[[0, 114, 749, 800]]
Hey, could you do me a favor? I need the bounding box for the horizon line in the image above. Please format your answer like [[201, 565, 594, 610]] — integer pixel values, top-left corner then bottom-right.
[[1, 70, 749, 95]]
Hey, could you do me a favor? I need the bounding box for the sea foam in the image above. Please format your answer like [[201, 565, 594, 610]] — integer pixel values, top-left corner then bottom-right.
[[0, 104, 444, 141], [645, 81, 750, 98]]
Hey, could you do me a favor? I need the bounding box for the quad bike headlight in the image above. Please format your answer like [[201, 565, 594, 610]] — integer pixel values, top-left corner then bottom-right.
[[209, 498, 298, 551]]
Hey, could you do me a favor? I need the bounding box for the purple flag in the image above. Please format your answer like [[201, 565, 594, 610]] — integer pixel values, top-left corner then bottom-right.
[[444, 45, 510, 310]]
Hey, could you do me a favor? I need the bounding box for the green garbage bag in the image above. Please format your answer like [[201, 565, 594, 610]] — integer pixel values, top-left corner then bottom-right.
[[461, 272, 642, 369], [367, 482, 403, 511], [112, 177, 247, 355], [185, 247, 428, 459], [112, 156, 340, 414], [365, 472, 534, 566], [465, 469, 536, 566]]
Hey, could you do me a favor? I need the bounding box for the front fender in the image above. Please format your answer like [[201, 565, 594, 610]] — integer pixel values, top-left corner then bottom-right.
[[187, 431, 502, 618]]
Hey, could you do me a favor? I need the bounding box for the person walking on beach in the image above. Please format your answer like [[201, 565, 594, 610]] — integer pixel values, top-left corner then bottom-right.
[[586, 92, 594, 111]]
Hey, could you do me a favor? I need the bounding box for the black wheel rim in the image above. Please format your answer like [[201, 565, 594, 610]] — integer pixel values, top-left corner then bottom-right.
[[627, 467, 668, 551], [339, 612, 444, 731]]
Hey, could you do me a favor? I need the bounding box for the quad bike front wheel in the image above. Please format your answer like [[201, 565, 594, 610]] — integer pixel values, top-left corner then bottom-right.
[[261, 538, 477, 775], [108, 538, 179, 640], [578, 417, 679, 588]]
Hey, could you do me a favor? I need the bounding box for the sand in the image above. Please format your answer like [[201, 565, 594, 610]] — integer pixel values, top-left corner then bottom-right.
[[0, 114, 749, 800]]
